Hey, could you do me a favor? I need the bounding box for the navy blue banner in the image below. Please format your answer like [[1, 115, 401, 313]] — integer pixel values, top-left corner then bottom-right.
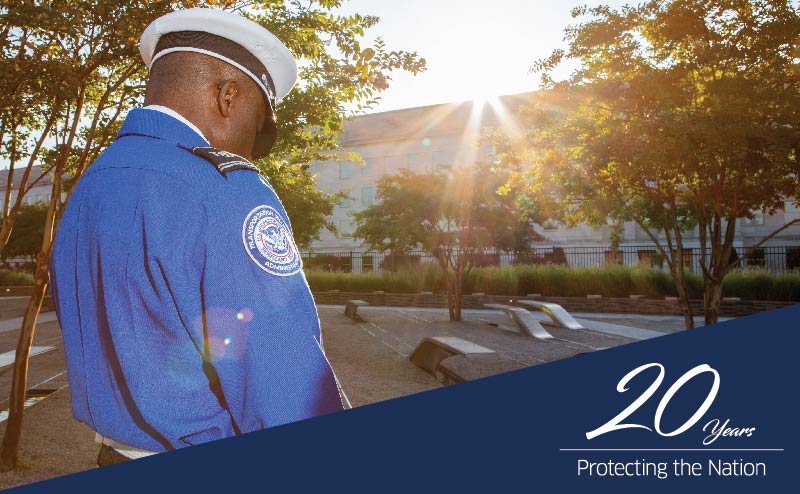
[[3, 305, 797, 493]]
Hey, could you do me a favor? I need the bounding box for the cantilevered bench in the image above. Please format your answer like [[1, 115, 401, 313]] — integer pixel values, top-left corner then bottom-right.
[[344, 299, 369, 320], [410, 336, 495, 376], [484, 303, 554, 340], [517, 300, 585, 330]]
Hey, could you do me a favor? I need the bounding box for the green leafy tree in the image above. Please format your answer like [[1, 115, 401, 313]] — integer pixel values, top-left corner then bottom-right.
[[495, 0, 800, 328], [2, 203, 46, 264], [0, 0, 424, 469], [354, 165, 542, 321], [0, 0, 182, 469], [259, 161, 349, 249]]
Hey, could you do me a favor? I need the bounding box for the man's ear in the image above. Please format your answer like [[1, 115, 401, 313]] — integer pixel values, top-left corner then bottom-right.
[[216, 80, 240, 117]]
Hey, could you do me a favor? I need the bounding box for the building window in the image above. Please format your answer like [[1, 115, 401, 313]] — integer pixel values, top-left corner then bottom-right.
[[362, 157, 379, 176], [385, 156, 402, 173], [340, 193, 351, 208], [339, 162, 351, 179], [784, 201, 799, 223], [637, 249, 664, 269], [362, 255, 374, 272], [361, 186, 375, 207], [786, 247, 800, 270], [406, 153, 423, 172], [745, 247, 765, 268], [433, 150, 449, 168], [339, 220, 355, 238], [542, 219, 560, 231], [744, 210, 764, 226]]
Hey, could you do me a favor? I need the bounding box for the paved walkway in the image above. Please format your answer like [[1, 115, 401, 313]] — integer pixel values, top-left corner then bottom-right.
[[0, 312, 59, 335], [0, 304, 706, 490]]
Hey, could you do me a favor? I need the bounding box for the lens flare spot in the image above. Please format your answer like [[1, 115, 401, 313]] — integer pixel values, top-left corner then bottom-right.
[[421, 137, 431, 146], [238, 308, 255, 322], [224, 338, 231, 345]]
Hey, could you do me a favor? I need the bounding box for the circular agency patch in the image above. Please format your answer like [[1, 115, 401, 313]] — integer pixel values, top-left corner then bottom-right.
[[242, 205, 302, 276]]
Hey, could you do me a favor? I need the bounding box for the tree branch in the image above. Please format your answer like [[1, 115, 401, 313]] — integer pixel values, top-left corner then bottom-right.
[[727, 218, 800, 271]]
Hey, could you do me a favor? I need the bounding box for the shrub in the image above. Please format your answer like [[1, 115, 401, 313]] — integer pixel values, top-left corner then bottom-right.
[[304, 254, 352, 272], [304, 264, 800, 301], [0, 269, 34, 286], [721, 269, 800, 301], [378, 254, 421, 272], [305, 263, 442, 294]]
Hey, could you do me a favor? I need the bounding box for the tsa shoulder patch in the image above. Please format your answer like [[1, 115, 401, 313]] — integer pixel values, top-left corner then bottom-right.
[[192, 147, 259, 176], [242, 205, 302, 276]]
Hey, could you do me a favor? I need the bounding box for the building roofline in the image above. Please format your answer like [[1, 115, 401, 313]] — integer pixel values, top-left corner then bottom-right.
[[347, 90, 539, 119]]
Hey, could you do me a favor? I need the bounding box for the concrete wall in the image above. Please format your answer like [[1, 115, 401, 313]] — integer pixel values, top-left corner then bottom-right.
[[311, 291, 796, 317]]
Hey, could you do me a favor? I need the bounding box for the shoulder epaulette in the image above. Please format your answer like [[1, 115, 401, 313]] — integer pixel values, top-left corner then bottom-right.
[[191, 146, 259, 176]]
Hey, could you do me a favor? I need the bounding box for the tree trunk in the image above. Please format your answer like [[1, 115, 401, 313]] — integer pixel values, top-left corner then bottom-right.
[[445, 271, 455, 320], [0, 216, 13, 256], [0, 252, 50, 470], [703, 277, 724, 326], [452, 266, 463, 322], [672, 265, 695, 330], [0, 171, 60, 470]]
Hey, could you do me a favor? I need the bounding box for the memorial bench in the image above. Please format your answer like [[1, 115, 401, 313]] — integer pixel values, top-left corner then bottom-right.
[[483, 304, 554, 340], [410, 336, 495, 377], [344, 299, 369, 320], [517, 300, 585, 330], [410, 336, 530, 385]]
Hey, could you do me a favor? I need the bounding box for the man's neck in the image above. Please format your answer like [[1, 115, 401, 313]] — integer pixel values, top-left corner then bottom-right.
[[142, 104, 210, 145]]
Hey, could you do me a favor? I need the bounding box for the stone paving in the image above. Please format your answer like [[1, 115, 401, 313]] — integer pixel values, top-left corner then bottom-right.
[[0, 303, 694, 489], [317, 305, 640, 388], [575, 313, 732, 333]]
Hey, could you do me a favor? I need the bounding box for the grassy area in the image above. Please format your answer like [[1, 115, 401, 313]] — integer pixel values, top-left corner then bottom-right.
[[0, 269, 34, 286], [304, 264, 800, 301], [306, 264, 442, 294]]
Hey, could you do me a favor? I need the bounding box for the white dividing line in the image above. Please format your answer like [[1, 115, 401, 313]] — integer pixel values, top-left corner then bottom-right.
[[0, 346, 56, 368], [356, 322, 410, 357], [367, 321, 415, 352], [33, 370, 67, 387], [0, 371, 68, 409], [37, 335, 63, 346], [0, 383, 68, 424], [0, 311, 59, 334]]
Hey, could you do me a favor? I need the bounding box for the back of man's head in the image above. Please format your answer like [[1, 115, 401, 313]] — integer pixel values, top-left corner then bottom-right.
[[144, 51, 268, 159]]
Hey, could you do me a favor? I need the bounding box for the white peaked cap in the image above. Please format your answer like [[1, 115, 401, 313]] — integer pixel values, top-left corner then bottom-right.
[[139, 8, 298, 107]]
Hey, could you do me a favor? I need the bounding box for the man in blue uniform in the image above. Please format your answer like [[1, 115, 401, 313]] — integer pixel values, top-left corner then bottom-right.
[[49, 8, 345, 466]]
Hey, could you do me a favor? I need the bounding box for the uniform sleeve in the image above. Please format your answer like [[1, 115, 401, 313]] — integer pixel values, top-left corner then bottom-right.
[[194, 191, 343, 433]]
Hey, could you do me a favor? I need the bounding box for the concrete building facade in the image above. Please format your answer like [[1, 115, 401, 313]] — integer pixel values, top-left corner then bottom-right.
[[304, 93, 800, 271]]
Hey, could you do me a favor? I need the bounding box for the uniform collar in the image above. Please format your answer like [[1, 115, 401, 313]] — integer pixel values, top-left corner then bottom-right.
[[117, 107, 210, 150], [143, 105, 209, 143]]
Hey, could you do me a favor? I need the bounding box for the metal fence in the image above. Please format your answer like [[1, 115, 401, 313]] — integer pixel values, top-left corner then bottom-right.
[[301, 245, 800, 274]]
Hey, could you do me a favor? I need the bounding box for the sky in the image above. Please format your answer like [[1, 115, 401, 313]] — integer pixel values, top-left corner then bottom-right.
[[335, 0, 629, 114]]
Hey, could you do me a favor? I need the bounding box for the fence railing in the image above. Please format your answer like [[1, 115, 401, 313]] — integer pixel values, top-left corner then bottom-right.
[[301, 245, 800, 274]]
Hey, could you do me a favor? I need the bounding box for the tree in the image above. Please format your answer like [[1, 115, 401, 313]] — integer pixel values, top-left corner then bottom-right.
[[1, 0, 425, 470], [259, 160, 349, 249], [495, 0, 800, 328], [1, 0, 180, 470], [1, 203, 46, 265], [354, 165, 541, 321]]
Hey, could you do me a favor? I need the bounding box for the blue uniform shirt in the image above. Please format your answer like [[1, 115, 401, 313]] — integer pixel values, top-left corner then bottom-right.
[[50, 108, 343, 451]]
